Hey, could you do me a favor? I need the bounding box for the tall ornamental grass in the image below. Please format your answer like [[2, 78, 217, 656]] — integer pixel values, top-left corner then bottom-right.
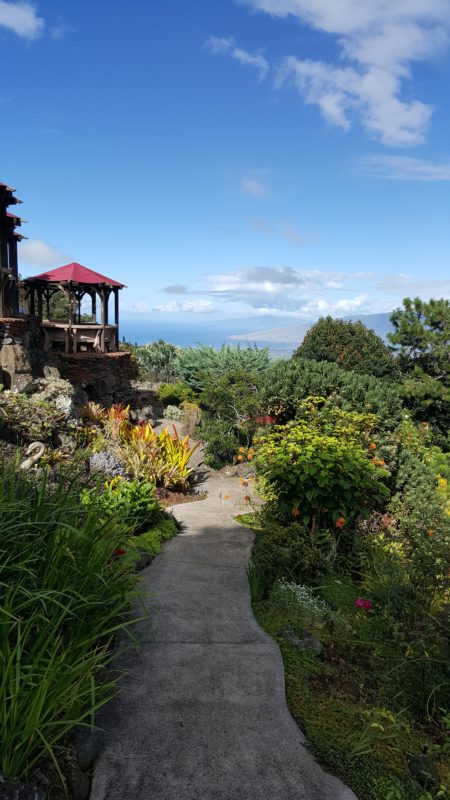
[[0, 464, 140, 782]]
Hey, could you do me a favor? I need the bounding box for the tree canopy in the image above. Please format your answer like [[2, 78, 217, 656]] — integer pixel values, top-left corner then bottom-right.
[[294, 316, 399, 381], [388, 297, 450, 383]]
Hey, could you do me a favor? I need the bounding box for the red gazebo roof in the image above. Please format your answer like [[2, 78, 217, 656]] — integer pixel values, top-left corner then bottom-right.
[[26, 262, 125, 287]]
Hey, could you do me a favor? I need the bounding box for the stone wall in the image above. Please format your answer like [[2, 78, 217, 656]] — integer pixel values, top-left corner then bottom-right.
[[0, 317, 132, 405], [0, 316, 43, 391], [56, 351, 132, 405]]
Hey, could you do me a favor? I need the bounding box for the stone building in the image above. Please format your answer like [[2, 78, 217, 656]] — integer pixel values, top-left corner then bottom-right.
[[0, 180, 131, 404]]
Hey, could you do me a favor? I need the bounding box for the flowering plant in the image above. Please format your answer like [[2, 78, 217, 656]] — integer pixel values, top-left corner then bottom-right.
[[254, 400, 390, 539]]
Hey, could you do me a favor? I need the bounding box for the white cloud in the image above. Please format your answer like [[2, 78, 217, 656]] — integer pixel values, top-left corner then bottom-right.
[[357, 155, 450, 180], [0, 1, 44, 39], [376, 274, 450, 298], [121, 301, 151, 313], [20, 239, 67, 268], [153, 300, 215, 314], [241, 169, 270, 196], [249, 217, 307, 244], [205, 35, 269, 80], [204, 266, 356, 310], [241, 0, 450, 145], [162, 283, 188, 294]]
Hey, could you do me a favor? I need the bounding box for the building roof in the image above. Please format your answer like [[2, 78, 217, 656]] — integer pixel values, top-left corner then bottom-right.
[[26, 262, 125, 287]]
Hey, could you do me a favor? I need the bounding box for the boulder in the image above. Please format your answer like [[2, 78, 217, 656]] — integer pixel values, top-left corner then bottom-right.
[[280, 628, 323, 655], [0, 777, 43, 800], [89, 451, 126, 478], [73, 725, 104, 772], [31, 377, 78, 420]]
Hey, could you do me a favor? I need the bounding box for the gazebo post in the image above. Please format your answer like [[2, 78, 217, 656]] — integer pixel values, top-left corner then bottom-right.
[[91, 291, 97, 323], [114, 287, 119, 350], [30, 286, 35, 316], [67, 284, 73, 353], [101, 288, 108, 353], [37, 286, 43, 321]]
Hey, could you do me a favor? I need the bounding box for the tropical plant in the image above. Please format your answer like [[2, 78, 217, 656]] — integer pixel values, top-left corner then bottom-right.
[[134, 339, 179, 381], [81, 476, 163, 533], [296, 317, 400, 381], [175, 344, 270, 392], [81, 400, 106, 424], [117, 423, 198, 489], [0, 464, 139, 783]]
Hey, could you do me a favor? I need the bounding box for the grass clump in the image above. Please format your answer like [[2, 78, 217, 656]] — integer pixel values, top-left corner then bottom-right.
[[0, 464, 142, 784]]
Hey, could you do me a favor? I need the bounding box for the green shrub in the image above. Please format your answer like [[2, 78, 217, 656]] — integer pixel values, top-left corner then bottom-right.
[[296, 317, 400, 381], [0, 465, 139, 782], [200, 419, 243, 469], [175, 345, 270, 392], [81, 476, 164, 534], [0, 389, 65, 444], [135, 339, 179, 381], [164, 404, 185, 421], [158, 382, 196, 407], [387, 451, 450, 598], [399, 372, 450, 450], [251, 516, 329, 589], [199, 369, 264, 467], [262, 357, 402, 430], [254, 411, 390, 537]]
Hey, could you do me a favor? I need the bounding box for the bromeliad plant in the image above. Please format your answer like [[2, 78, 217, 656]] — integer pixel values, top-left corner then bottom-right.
[[117, 422, 198, 490], [82, 402, 198, 491]]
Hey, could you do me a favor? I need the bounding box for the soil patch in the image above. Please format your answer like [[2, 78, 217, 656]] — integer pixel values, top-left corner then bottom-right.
[[155, 487, 207, 507]]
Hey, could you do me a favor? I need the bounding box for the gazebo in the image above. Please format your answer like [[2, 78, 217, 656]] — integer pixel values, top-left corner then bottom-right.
[[22, 262, 125, 354]]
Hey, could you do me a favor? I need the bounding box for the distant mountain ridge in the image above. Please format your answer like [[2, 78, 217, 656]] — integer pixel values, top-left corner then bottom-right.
[[228, 313, 394, 351]]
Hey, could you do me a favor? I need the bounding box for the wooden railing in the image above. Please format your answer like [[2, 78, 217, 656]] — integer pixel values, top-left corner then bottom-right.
[[41, 321, 118, 354]]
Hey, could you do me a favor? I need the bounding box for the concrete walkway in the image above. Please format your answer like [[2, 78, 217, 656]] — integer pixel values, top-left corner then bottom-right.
[[90, 468, 357, 800]]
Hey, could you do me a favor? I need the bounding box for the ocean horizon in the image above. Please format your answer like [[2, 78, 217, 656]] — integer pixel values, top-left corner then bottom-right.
[[120, 317, 295, 354]]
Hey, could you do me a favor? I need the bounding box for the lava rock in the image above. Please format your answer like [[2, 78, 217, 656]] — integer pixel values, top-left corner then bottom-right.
[[0, 777, 43, 800], [89, 451, 126, 478], [68, 764, 90, 800], [408, 755, 440, 789], [280, 628, 323, 654], [140, 405, 156, 423], [73, 726, 104, 772]]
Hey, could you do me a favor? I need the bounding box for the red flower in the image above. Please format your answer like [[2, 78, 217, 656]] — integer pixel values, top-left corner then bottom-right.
[[354, 597, 373, 610], [335, 516, 345, 529], [113, 547, 126, 559]]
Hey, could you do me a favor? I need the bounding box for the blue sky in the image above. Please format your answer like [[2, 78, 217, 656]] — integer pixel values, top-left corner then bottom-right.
[[2, 0, 450, 332]]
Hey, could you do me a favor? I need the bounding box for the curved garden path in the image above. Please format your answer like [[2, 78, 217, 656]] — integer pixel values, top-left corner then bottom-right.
[[90, 465, 357, 800]]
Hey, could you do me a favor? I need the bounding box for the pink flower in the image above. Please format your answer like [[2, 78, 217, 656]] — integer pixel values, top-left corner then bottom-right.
[[354, 597, 373, 610]]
